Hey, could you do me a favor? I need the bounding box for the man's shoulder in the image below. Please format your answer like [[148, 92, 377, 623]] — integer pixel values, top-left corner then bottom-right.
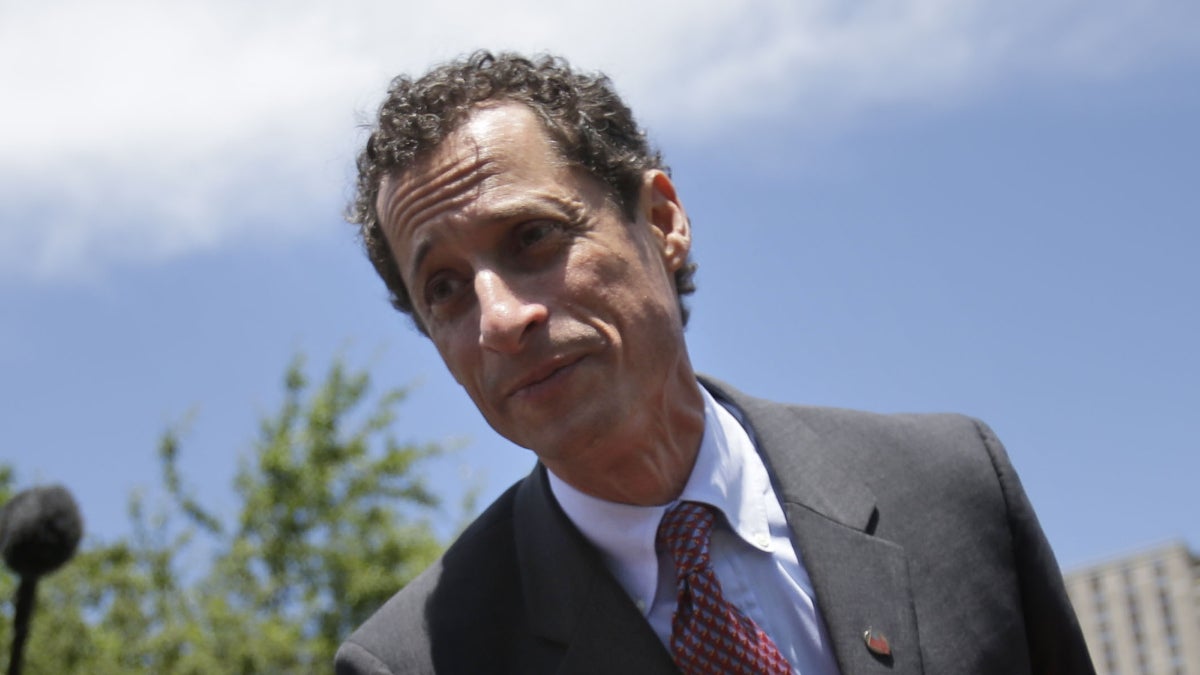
[[701, 375, 992, 450], [336, 477, 530, 674], [701, 375, 1009, 498]]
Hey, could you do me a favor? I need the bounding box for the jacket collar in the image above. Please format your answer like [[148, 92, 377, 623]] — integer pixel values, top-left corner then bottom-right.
[[699, 376, 878, 533]]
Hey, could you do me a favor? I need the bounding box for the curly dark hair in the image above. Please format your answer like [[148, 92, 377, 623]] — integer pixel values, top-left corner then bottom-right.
[[351, 50, 697, 333]]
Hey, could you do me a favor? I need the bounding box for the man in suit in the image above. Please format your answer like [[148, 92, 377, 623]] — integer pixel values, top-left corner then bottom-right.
[[337, 51, 1094, 674]]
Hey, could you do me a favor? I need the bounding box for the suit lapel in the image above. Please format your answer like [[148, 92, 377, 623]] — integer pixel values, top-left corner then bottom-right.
[[781, 503, 923, 674], [514, 466, 678, 675], [705, 378, 925, 675]]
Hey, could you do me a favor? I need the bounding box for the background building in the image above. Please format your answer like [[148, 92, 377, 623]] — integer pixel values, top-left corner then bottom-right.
[[1065, 541, 1200, 675]]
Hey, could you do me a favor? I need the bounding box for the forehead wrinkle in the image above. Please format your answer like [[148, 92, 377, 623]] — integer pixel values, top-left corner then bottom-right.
[[385, 151, 492, 240], [383, 151, 497, 277]]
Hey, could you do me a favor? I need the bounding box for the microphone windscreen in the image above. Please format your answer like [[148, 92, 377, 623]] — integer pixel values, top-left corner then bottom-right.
[[0, 485, 84, 578]]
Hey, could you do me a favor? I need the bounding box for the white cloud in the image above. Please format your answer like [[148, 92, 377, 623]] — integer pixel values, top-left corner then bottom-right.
[[1, 0, 1194, 281]]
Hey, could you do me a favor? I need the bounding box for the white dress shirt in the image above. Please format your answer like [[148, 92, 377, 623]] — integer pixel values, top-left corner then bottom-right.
[[548, 386, 841, 675]]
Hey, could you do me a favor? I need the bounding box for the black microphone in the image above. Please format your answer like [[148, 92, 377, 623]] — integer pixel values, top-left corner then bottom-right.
[[1, 485, 83, 675]]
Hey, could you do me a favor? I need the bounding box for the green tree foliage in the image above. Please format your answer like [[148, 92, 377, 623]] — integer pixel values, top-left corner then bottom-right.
[[0, 356, 446, 673]]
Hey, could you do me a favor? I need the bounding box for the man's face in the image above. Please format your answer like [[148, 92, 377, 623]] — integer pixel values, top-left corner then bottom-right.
[[376, 103, 693, 464]]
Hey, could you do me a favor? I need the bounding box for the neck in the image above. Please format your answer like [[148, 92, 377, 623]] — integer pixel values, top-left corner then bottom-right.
[[542, 371, 706, 506]]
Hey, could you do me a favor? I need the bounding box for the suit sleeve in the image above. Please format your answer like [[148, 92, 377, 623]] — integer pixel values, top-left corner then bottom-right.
[[974, 419, 1096, 675]]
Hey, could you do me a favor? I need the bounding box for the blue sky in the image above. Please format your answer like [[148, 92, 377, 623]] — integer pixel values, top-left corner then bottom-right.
[[2, 0, 1197, 572]]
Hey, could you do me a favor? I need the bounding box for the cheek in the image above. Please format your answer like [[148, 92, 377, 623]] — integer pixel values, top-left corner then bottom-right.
[[567, 243, 641, 297], [588, 247, 674, 317], [434, 332, 478, 387], [556, 259, 634, 331]]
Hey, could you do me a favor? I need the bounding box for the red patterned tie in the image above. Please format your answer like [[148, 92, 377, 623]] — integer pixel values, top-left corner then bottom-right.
[[657, 501, 792, 674]]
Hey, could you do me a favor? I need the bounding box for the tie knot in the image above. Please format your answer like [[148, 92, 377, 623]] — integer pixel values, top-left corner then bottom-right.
[[657, 501, 715, 574], [656, 502, 794, 675]]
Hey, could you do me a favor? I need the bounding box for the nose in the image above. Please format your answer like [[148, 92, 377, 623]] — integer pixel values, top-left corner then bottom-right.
[[475, 270, 547, 353]]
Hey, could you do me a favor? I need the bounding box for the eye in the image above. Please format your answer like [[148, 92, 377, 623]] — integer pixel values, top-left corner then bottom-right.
[[424, 272, 465, 307], [514, 220, 560, 251]]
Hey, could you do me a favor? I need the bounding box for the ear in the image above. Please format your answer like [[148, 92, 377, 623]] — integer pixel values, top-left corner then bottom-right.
[[640, 170, 691, 273]]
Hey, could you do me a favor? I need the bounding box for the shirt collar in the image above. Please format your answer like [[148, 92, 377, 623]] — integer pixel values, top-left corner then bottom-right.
[[547, 384, 775, 611], [681, 387, 776, 554]]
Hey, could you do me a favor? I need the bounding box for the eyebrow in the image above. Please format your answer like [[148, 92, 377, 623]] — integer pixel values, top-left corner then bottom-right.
[[409, 237, 437, 287], [407, 191, 587, 285]]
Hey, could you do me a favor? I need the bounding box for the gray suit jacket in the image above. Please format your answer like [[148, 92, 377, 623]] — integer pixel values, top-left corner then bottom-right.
[[336, 378, 1094, 674]]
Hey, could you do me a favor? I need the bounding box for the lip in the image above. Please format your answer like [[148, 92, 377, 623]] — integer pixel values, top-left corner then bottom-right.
[[505, 353, 586, 400]]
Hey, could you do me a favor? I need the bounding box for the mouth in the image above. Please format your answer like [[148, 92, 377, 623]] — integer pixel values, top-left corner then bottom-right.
[[506, 354, 586, 400]]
